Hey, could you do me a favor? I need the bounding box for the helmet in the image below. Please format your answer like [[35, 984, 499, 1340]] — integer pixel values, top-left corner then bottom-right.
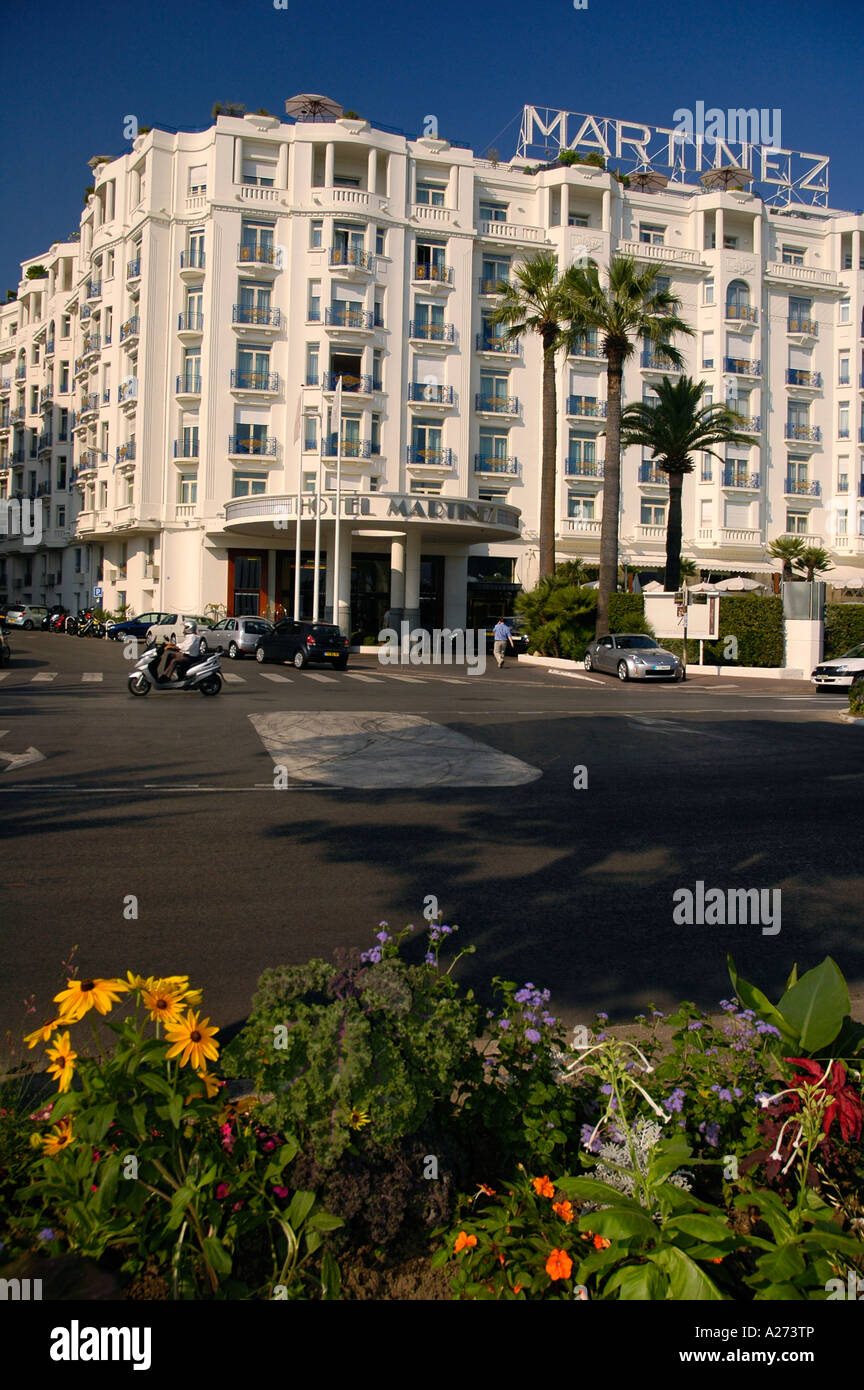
[[184, 621, 198, 634]]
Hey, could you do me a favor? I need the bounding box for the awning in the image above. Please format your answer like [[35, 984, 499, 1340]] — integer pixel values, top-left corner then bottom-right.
[[626, 556, 778, 574], [825, 565, 864, 586]]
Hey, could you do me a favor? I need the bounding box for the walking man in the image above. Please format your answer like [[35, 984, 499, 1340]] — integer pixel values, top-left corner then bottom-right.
[[492, 617, 514, 669]]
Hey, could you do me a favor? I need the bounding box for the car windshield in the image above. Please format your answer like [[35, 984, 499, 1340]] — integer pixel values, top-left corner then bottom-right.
[[617, 635, 658, 650], [313, 626, 342, 640], [841, 644, 864, 660]]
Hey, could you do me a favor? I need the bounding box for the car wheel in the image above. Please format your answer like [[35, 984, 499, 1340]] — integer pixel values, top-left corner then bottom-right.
[[198, 637, 208, 655], [228, 641, 239, 659], [584, 651, 593, 671], [675, 668, 686, 682], [617, 661, 629, 682], [23, 620, 33, 630], [293, 649, 308, 670], [255, 646, 266, 663]]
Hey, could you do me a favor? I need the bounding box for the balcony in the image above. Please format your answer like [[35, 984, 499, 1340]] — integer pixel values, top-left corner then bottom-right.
[[565, 459, 604, 478], [561, 518, 601, 537], [725, 304, 758, 324], [175, 374, 201, 398], [476, 334, 520, 356], [722, 467, 761, 489], [412, 263, 453, 287], [324, 436, 371, 459], [228, 435, 278, 457], [407, 382, 454, 407], [0, 378, 10, 393], [120, 316, 140, 343], [765, 261, 838, 287], [784, 424, 821, 443], [409, 203, 457, 228], [408, 321, 455, 344], [79, 304, 91, 322], [10, 407, 25, 424], [15, 366, 26, 381], [115, 442, 136, 464], [731, 413, 761, 433], [174, 438, 200, 458], [37, 434, 53, 453], [787, 317, 818, 337], [786, 368, 822, 390], [180, 249, 206, 273], [328, 247, 375, 273], [79, 392, 99, 417], [475, 394, 519, 416], [406, 446, 453, 468], [723, 357, 761, 377], [126, 258, 141, 280], [474, 455, 519, 476], [568, 339, 603, 360], [619, 238, 702, 267], [641, 349, 683, 372], [638, 463, 667, 484], [118, 379, 138, 406], [85, 280, 101, 300], [566, 396, 607, 420], [637, 524, 667, 541], [74, 354, 90, 377], [231, 305, 281, 330], [478, 220, 547, 244], [780, 531, 822, 546], [325, 306, 373, 332], [40, 386, 53, 407], [236, 243, 280, 271], [785, 478, 821, 496], [230, 369, 279, 393], [322, 371, 372, 394]]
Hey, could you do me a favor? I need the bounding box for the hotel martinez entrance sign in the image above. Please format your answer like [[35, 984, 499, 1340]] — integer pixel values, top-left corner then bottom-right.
[[221, 493, 522, 541], [515, 105, 830, 207]]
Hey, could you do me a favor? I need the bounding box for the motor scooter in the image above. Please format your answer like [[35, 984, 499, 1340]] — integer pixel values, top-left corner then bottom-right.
[[127, 640, 223, 697]]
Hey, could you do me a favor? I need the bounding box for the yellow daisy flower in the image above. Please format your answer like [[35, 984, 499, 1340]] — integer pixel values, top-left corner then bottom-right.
[[123, 971, 149, 992], [164, 1009, 220, 1071], [24, 1016, 73, 1049], [45, 1032, 77, 1094], [194, 1069, 221, 1099], [141, 983, 187, 1025], [41, 1117, 74, 1155], [54, 977, 129, 1019], [348, 1106, 371, 1130]]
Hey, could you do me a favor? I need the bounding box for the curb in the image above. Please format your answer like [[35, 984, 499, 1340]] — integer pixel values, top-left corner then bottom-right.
[[837, 711, 864, 725]]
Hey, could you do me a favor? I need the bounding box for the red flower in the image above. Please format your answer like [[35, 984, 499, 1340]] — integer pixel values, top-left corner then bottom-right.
[[786, 1058, 863, 1142]]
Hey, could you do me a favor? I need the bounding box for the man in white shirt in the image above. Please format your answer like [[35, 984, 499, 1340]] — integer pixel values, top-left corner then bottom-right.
[[162, 621, 202, 681]]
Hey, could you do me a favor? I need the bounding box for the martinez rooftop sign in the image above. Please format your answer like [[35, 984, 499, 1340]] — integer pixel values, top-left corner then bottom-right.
[[516, 105, 830, 206]]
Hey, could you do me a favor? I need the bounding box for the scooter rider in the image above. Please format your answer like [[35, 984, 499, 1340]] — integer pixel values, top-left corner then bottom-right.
[[162, 621, 201, 682]]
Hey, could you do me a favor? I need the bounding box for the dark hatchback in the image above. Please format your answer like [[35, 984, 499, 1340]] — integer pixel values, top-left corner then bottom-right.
[[254, 620, 350, 669]]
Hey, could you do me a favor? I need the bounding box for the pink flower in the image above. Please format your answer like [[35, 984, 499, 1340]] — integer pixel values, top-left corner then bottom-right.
[[215, 1182, 231, 1200], [232, 1201, 244, 1212], [272, 1185, 290, 1199]]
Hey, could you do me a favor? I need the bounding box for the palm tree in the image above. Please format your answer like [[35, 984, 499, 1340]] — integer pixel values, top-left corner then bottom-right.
[[488, 252, 570, 579], [620, 376, 752, 592], [559, 257, 692, 636], [795, 546, 833, 582], [767, 534, 806, 581], [679, 557, 699, 582]]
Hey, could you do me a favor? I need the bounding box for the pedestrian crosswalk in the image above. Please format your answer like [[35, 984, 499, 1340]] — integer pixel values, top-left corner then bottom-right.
[[4, 665, 578, 690]]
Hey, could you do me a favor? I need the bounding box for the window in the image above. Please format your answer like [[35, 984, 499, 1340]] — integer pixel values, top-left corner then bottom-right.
[[375, 227, 385, 256], [188, 165, 207, 194], [124, 477, 134, 505], [785, 511, 809, 533], [410, 480, 443, 494], [639, 224, 665, 245], [305, 343, 319, 387], [61, 314, 71, 338], [371, 413, 381, 455], [178, 471, 197, 504], [839, 403, 850, 438], [839, 300, 851, 324], [839, 353, 850, 385], [479, 371, 510, 408], [56, 505, 66, 527], [703, 279, 714, 305], [654, 275, 670, 295], [641, 500, 666, 525], [240, 221, 275, 259], [310, 220, 323, 249], [478, 429, 510, 463], [302, 471, 316, 492], [372, 349, 383, 391], [568, 214, 589, 227], [782, 246, 805, 266], [308, 280, 321, 322], [181, 423, 200, 456], [232, 471, 267, 497], [567, 493, 595, 519], [702, 331, 714, 370], [56, 459, 67, 488], [837, 509, 848, 535], [303, 416, 318, 452], [788, 296, 813, 331], [416, 182, 446, 206], [103, 307, 113, 344], [59, 362, 69, 392], [838, 472, 849, 493], [105, 251, 115, 279], [481, 256, 510, 293], [369, 476, 380, 492], [701, 456, 713, 482], [99, 481, 108, 508], [479, 202, 507, 222], [374, 295, 384, 328], [478, 486, 509, 502], [232, 424, 267, 454], [568, 433, 596, 465]]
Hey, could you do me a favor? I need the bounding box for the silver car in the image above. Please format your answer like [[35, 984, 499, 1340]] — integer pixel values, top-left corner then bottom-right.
[[584, 632, 685, 681], [2, 604, 48, 630], [198, 616, 273, 659]]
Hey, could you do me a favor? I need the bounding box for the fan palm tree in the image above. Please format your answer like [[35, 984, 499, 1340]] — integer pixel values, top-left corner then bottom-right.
[[767, 534, 806, 581], [559, 257, 692, 635], [620, 376, 753, 592], [795, 546, 833, 582], [488, 252, 570, 579]]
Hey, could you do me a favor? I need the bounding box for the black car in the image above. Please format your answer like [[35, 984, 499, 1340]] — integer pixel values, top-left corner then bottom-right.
[[255, 620, 350, 669], [483, 616, 529, 655]]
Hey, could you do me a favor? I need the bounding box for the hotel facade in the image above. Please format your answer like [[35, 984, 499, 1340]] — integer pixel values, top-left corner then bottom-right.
[[2, 106, 864, 634]]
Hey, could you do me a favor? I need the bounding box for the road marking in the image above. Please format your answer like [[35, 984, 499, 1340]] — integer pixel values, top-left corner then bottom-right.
[[31, 672, 57, 682], [382, 673, 421, 682], [222, 672, 246, 683], [82, 672, 103, 682], [343, 672, 382, 683], [626, 716, 728, 739], [0, 672, 8, 681], [303, 671, 337, 683], [259, 672, 293, 683], [554, 671, 606, 684], [0, 729, 46, 770], [249, 711, 543, 788]]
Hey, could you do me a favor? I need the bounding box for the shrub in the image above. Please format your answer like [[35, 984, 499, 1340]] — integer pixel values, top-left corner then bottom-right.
[[825, 604, 864, 660], [702, 595, 783, 667], [608, 593, 653, 634], [850, 677, 864, 717], [25, 266, 48, 280]]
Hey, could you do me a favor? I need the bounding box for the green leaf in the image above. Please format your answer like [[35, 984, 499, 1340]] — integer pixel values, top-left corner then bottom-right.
[[756, 1243, 806, 1282], [753, 1281, 803, 1300], [286, 1189, 316, 1229], [604, 1262, 667, 1300], [735, 1190, 793, 1243], [578, 1207, 658, 1242], [308, 1211, 344, 1232], [778, 957, 849, 1053], [785, 963, 799, 992], [665, 1214, 733, 1245], [167, 1184, 195, 1230], [167, 1093, 184, 1130], [649, 1246, 725, 1300], [140, 1072, 173, 1097], [647, 1136, 693, 1184], [727, 955, 796, 1044], [321, 1249, 341, 1300], [304, 1229, 322, 1256], [202, 1235, 232, 1277], [555, 1177, 643, 1209]]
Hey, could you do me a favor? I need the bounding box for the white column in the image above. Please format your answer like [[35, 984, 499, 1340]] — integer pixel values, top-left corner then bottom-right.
[[443, 552, 468, 629], [336, 531, 351, 634], [233, 137, 243, 185], [390, 536, 405, 610], [601, 188, 610, 231], [367, 146, 377, 194], [715, 206, 724, 251], [277, 143, 289, 191], [324, 142, 335, 188], [752, 212, 762, 259], [324, 541, 335, 620], [408, 160, 416, 208]]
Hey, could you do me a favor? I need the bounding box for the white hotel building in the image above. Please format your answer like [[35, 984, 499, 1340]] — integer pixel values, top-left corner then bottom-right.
[[2, 106, 864, 632]]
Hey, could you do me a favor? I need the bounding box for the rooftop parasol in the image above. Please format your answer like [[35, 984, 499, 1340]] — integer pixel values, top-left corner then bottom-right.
[[284, 93, 343, 123]]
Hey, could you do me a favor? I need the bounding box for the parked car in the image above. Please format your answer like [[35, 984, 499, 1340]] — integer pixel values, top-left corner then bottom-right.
[[584, 632, 685, 681], [107, 611, 176, 641], [254, 620, 350, 669], [199, 616, 274, 659], [144, 614, 211, 645], [482, 616, 530, 655], [2, 604, 48, 630], [811, 643, 864, 690]]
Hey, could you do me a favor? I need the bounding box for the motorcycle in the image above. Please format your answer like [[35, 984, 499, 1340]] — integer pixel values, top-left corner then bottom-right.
[[128, 641, 223, 697], [76, 610, 105, 638]]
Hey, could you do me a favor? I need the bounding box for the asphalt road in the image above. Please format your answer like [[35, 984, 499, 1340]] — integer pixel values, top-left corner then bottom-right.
[[1, 631, 862, 1042]]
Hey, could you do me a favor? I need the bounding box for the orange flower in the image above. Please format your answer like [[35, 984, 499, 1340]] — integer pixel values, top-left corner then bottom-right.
[[532, 1175, 555, 1199], [513, 1283, 523, 1294], [593, 1234, 611, 1250], [552, 1199, 574, 1223], [545, 1248, 573, 1281], [477, 1182, 496, 1197], [454, 1231, 477, 1253], [709, 1257, 723, 1264]]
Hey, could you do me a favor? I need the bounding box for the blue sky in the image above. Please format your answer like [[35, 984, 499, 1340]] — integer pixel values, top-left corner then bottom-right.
[[3, 0, 863, 288]]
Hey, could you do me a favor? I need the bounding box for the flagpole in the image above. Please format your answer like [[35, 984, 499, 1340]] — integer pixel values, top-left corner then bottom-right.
[[293, 395, 302, 620], [312, 390, 323, 622], [332, 377, 343, 630]]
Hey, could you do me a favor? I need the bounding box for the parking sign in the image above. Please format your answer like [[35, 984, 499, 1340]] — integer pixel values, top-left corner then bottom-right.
[[93, 586, 103, 598]]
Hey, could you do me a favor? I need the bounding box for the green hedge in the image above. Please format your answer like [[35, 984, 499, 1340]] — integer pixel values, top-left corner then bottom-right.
[[701, 595, 784, 667], [608, 593, 650, 631], [824, 604, 864, 659]]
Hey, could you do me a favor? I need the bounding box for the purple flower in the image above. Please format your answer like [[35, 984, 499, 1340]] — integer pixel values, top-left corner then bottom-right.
[[376, 930, 390, 943], [499, 1019, 511, 1031], [698, 1121, 721, 1148], [525, 1028, 541, 1044], [581, 1124, 602, 1154], [424, 952, 435, 965], [665, 1088, 686, 1113], [39, 1228, 55, 1242], [755, 1091, 775, 1108], [717, 1088, 734, 1104], [600, 1083, 613, 1096], [755, 1021, 781, 1037], [596, 1012, 608, 1022], [687, 1020, 705, 1031]]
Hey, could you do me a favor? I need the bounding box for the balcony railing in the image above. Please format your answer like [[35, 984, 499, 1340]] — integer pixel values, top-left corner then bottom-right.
[[725, 304, 758, 323], [785, 478, 821, 495], [230, 370, 279, 392], [784, 424, 821, 442], [174, 374, 201, 395], [45, 337, 55, 355], [641, 349, 683, 371], [407, 382, 454, 404], [180, 249, 206, 270], [859, 428, 864, 443], [15, 366, 26, 380], [567, 397, 607, 418], [474, 455, 519, 475], [724, 356, 761, 375], [37, 434, 53, 452], [118, 379, 138, 403], [86, 281, 101, 299], [0, 379, 10, 392], [406, 447, 453, 467], [722, 467, 761, 488], [325, 306, 373, 330], [10, 407, 25, 423], [126, 258, 141, 279], [638, 463, 667, 484], [476, 334, 520, 353], [231, 305, 281, 328], [174, 438, 200, 458], [79, 393, 99, 414], [786, 368, 822, 388], [120, 316, 140, 342], [475, 394, 519, 414], [408, 320, 455, 342], [478, 276, 512, 295], [565, 459, 604, 478], [83, 334, 101, 356], [40, 386, 53, 405], [322, 371, 372, 393], [329, 247, 375, 271], [787, 317, 817, 335], [115, 442, 136, 463], [568, 339, 603, 359], [413, 263, 452, 284], [731, 413, 761, 432], [237, 243, 278, 265], [324, 436, 371, 458], [228, 435, 278, 456]]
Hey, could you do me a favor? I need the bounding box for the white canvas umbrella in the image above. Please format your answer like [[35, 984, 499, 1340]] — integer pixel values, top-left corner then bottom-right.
[[642, 580, 666, 593], [689, 581, 720, 593], [713, 575, 764, 591]]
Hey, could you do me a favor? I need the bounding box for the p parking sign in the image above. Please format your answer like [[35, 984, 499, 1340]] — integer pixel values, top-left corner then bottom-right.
[[93, 585, 103, 598]]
